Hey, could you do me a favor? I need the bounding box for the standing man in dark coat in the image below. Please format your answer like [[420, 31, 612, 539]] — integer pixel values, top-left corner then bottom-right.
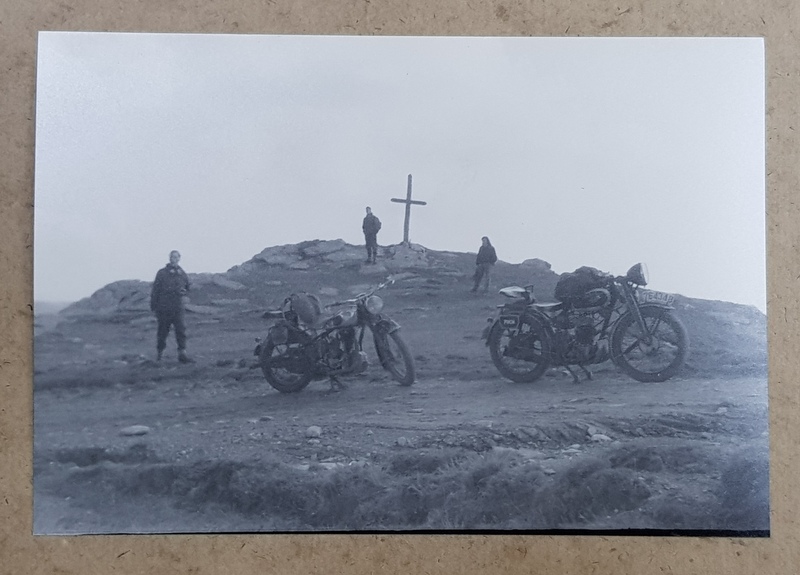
[[362, 206, 382, 264], [150, 250, 193, 363], [471, 236, 498, 293]]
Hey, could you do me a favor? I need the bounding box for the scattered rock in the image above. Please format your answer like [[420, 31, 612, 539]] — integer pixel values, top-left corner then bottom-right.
[[265, 280, 283, 286], [260, 416, 274, 422], [590, 434, 613, 442], [119, 425, 150, 436], [359, 263, 389, 275], [289, 262, 311, 271], [252, 245, 302, 266], [211, 299, 249, 306], [307, 439, 321, 445], [396, 437, 411, 447], [212, 276, 246, 290], [300, 239, 347, 257], [388, 272, 419, 282], [323, 249, 365, 264], [518, 448, 545, 459], [305, 426, 323, 438], [716, 407, 729, 415], [185, 304, 217, 315], [543, 468, 557, 476], [519, 258, 552, 272], [409, 408, 424, 413], [319, 287, 340, 297]]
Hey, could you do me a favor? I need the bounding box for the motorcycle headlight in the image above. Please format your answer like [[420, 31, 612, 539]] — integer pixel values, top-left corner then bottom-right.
[[626, 263, 649, 286], [365, 295, 384, 314]]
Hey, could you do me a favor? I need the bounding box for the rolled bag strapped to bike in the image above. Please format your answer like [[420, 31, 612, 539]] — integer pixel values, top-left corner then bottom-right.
[[554, 266, 609, 304]]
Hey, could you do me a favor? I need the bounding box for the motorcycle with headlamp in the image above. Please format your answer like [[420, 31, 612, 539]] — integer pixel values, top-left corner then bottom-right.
[[482, 263, 689, 384], [254, 279, 415, 393]]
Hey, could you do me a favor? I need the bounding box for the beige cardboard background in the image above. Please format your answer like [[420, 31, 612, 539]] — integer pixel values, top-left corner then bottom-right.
[[1, 1, 795, 573]]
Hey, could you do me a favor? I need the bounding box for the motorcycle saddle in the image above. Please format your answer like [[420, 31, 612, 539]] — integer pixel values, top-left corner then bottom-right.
[[533, 302, 564, 316]]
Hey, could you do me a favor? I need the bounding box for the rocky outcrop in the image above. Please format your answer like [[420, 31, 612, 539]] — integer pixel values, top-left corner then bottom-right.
[[520, 258, 552, 272], [238, 239, 436, 273], [61, 280, 152, 316]]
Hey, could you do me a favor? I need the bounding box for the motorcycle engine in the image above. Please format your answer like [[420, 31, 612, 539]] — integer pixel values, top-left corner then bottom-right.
[[554, 312, 599, 364], [321, 333, 347, 369], [321, 328, 361, 373]]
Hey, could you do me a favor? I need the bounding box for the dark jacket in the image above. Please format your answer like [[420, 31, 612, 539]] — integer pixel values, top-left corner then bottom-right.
[[362, 214, 382, 235], [476, 245, 498, 265], [150, 264, 190, 313]]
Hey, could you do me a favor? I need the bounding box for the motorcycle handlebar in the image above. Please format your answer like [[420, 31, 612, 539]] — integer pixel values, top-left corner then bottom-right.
[[324, 278, 396, 309]]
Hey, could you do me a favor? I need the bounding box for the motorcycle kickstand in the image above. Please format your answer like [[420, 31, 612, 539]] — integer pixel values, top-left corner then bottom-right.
[[579, 365, 593, 381], [564, 365, 582, 384], [327, 376, 348, 393]]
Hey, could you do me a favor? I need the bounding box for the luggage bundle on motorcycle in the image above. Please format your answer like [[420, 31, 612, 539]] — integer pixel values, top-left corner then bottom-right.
[[554, 266, 608, 302]]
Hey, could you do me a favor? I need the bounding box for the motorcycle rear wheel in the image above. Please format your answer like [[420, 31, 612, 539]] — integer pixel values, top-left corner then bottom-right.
[[259, 342, 313, 393], [375, 331, 416, 386], [611, 307, 689, 383], [488, 318, 551, 383]]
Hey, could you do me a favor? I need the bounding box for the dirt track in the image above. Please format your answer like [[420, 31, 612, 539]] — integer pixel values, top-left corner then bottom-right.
[[33, 315, 768, 533]]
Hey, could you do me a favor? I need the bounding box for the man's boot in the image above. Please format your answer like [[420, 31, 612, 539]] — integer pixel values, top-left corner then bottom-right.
[[178, 349, 194, 364]]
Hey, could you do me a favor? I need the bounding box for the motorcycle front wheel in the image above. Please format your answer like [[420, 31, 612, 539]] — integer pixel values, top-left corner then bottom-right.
[[374, 331, 416, 386], [487, 318, 551, 383], [610, 307, 689, 383], [259, 342, 313, 393]]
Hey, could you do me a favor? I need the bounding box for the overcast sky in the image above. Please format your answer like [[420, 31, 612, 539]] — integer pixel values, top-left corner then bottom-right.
[[34, 33, 765, 310]]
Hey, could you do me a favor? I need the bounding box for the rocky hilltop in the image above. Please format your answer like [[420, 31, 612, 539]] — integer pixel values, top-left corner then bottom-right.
[[54, 239, 767, 376], [60, 240, 558, 316]]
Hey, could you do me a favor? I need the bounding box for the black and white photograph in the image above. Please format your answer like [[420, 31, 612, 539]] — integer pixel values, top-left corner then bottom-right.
[[33, 32, 767, 535]]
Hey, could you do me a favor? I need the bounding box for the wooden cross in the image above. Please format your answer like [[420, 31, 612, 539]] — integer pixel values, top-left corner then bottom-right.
[[391, 174, 427, 246]]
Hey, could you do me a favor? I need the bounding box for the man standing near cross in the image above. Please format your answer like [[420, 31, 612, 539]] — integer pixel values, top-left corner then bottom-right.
[[391, 174, 427, 246], [362, 206, 382, 264]]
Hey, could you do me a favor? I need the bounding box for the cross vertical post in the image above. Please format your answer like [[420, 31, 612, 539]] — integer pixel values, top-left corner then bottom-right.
[[391, 174, 427, 246]]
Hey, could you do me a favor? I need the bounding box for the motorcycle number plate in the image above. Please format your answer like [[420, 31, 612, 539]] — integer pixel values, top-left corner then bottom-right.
[[638, 290, 675, 306], [500, 316, 519, 328]]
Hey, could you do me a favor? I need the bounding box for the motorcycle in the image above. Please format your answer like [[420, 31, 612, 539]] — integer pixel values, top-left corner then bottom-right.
[[254, 279, 416, 393], [482, 263, 689, 383]]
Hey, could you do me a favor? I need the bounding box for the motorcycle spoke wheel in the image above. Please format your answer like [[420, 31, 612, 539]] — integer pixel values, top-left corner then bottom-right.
[[259, 343, 313, 393], [488, 319, 550, 383], [611, 308, 688, 383], [376, 332, 416, 386]]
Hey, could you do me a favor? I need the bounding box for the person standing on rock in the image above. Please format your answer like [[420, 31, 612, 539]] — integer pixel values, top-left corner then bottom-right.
[[471, 236, 498, 294], [362, 206, 382, 264], [150, 250, 193, 363]]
